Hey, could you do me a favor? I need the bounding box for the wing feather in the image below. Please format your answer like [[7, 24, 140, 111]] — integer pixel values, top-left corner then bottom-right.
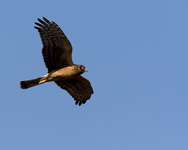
[[55, 76, 94, 106], [34, 17, 73, 72]]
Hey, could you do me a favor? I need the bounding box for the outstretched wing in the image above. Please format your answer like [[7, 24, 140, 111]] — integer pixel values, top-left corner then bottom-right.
[[34, 17, 73, 72], [55, 76, 94, 106]]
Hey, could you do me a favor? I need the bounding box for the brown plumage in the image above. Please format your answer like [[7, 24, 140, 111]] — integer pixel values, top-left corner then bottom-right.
[[20, 17, 93, 106]]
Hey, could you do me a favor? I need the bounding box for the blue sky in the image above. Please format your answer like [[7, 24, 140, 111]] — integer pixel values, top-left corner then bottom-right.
[[0, 0, 188, 149]]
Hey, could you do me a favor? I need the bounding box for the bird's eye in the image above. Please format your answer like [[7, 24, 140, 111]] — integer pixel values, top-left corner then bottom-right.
[[80, 66, 85, 70]]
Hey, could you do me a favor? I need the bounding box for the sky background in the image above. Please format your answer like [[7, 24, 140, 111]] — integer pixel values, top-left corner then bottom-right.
[[0, 0, 188, 150]]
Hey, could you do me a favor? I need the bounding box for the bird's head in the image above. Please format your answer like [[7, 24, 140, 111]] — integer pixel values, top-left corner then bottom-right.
[[79, 65, 88, 73]]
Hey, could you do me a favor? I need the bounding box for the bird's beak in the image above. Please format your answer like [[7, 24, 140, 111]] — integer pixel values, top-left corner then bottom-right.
[[85, 67, 88, 72]]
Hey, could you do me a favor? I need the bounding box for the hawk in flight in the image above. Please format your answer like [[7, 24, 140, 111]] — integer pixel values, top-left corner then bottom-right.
[[20, 17, 94, 106]]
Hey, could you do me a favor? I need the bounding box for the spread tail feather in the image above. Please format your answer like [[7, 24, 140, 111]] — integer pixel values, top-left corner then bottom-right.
[[20, 77, 46, 89]]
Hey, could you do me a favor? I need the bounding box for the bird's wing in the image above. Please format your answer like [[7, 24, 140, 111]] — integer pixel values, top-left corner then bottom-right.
[[55, 76, 94, 106], [34, 17, 73, 72]]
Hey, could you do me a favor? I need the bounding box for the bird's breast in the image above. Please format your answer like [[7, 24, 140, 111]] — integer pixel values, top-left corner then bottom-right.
[[47, 66, 80, 81]]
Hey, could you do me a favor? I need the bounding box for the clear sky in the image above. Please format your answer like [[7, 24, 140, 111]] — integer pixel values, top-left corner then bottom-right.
[[0, 0, 188, 150]]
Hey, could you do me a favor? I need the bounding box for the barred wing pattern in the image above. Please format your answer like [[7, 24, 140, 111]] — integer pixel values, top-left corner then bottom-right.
[[55, 76, 94, 106], [34, 17, 73, 72], [33, 17, 94, 106]]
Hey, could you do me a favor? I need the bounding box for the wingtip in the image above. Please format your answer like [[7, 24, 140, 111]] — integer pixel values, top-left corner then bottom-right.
[[34, 22, 43, 28], [42, 16, 47, 20], [75, 101, 79, 105], [75, 100, 87, 106], [37, 18, 42, 22], [42, 17, 51, 24], [34, 26, 40, 30]]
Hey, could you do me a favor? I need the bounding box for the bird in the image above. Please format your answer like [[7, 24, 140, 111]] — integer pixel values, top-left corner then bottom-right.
[[20, 17, 94, 106]]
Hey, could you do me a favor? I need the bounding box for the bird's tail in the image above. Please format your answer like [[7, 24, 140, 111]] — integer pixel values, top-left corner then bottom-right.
[[20, 76, 47, 89]]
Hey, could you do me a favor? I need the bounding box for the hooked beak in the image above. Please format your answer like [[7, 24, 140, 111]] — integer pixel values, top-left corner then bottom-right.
[[85, 67, 88, 72]]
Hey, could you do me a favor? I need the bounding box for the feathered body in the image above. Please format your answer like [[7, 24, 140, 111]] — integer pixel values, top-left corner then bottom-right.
[[20, 17, 93, 106]]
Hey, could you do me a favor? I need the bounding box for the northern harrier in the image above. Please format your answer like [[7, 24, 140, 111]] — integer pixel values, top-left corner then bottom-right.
[[20, 17, 94, 106]]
